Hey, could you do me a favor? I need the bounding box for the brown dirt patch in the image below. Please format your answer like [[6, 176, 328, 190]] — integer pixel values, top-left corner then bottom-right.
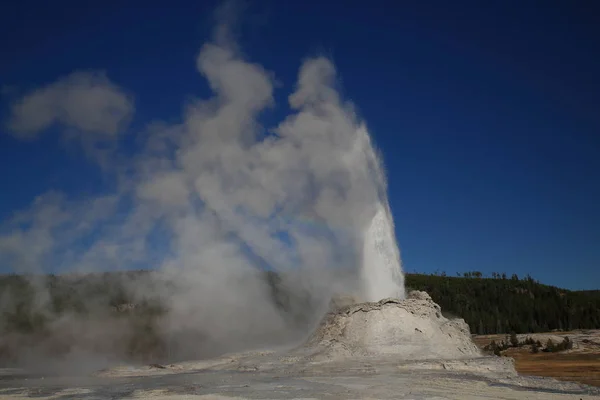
[[508, 348, 600, 387], [474, 331, 600, 388]]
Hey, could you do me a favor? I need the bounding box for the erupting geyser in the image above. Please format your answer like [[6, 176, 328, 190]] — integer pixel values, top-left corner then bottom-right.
[[0, 12, 409, 364], [362, 204, 405, 301]]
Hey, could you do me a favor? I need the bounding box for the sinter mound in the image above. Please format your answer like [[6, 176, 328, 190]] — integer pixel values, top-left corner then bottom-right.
[[301, 290, 481, 361]]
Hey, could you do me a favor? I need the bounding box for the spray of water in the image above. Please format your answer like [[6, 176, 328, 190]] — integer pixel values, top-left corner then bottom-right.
[[362, 204, 405, 301], [0, 4, 404, 368]]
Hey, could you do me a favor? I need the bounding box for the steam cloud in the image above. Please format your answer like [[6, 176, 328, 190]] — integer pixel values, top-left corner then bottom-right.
[[0, 6, 404, 368]]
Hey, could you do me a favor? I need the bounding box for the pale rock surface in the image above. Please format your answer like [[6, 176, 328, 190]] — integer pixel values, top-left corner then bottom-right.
[[300, 291, 480, 361]]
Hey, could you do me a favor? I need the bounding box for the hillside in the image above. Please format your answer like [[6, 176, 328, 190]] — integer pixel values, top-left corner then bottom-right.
[[405, 273, 600, 334]]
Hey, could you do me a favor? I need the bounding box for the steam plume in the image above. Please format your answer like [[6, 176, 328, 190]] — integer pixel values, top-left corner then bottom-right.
[[0, 6, 404, 367]]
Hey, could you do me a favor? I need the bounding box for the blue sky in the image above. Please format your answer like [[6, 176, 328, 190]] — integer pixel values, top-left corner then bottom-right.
[[1, 1, 599, 290]]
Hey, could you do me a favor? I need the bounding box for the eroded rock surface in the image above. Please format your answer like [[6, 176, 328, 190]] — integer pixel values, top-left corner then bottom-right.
[[300, 291, 481, 361]]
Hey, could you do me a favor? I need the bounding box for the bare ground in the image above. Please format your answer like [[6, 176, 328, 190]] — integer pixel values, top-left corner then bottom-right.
[[1, 354, 599, 399], [473, 329, 600, 387]]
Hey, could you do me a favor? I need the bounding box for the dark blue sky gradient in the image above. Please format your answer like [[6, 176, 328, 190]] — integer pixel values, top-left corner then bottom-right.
[[1, 1, 599, 289]]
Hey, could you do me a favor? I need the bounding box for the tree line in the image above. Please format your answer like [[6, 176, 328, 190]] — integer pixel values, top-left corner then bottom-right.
[[405, 272, 600, 334]]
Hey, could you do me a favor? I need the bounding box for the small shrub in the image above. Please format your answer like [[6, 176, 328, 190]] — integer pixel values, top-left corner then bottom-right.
[[524, 336, 535, 346], [484, 340, 497, 352], [531, 343, 539, 354], [562, 336, 573, 350], [544, 339, 555, 352]]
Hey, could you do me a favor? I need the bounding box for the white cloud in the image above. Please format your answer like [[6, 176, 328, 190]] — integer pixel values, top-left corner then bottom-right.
[[7, 71, 134, 139]]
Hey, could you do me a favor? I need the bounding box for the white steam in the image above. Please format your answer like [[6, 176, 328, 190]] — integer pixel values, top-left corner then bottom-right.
[[362, 204, 405, 301], [1, 9, 404, 363]]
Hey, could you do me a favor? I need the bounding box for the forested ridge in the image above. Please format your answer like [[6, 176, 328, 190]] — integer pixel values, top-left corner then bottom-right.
[[405, 272, 600, 334]]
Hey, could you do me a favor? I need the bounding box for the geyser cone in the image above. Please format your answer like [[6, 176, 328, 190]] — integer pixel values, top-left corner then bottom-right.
[[302, 291, 481, 361]]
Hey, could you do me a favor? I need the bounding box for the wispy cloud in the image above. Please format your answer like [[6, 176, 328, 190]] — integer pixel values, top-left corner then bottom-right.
[[6, 71, 134, 166], [7, 71, 133, 138]]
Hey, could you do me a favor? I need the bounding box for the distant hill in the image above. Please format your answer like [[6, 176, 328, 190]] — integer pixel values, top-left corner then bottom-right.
[[575, 289, 600, 295], [405, 273, 600, 334]]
